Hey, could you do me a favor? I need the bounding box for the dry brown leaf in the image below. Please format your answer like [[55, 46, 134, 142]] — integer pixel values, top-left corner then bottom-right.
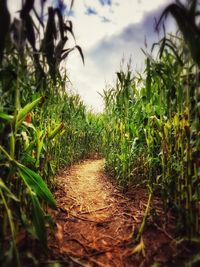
[[55, 223, 63, 244]]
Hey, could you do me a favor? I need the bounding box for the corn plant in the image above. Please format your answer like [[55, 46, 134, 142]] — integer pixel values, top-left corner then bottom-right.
[[0, 0, 103, 265], [102, 1, 200, 237]]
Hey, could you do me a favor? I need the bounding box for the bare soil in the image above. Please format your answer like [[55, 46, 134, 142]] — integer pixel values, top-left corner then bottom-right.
[[46, 159, 193, 267]]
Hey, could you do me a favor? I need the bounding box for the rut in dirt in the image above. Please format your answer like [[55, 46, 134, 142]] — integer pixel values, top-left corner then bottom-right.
[[48, 159, 188, 267]]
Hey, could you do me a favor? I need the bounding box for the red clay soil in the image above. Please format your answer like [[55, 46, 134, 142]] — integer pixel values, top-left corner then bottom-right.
[[46, 159, 193, 267]]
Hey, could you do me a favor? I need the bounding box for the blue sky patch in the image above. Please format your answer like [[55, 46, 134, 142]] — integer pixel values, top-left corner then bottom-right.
[[99, 0, 112, 6], [86, 7, 98, 16]]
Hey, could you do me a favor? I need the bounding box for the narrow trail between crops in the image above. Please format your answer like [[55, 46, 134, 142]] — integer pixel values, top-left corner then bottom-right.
[[47, 159, 190, 267]]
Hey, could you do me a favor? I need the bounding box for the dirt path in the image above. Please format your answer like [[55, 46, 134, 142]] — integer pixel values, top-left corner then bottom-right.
[[47, 159, 190, 267]]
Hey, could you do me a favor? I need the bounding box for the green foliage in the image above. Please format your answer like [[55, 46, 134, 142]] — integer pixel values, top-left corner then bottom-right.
[[0, 1, 102, 266], [17, 163, 56, 209], [102, 11, 200, 238], [1, 0, 200, 265]]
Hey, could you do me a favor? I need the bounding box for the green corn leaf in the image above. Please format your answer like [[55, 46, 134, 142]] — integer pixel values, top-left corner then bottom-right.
[[0, 188, 20, 267], [0, 144, 13, 161], [146, 58, 151, 101], [117, 72, 123, 83], [21, 153, 36, 166], [0, 178, 19, 202], [156, 2, 200, 66], [17, 163, 56, 209], [10, 131, 15, 158], [16, 97, 42, 128], [48, 123, 64, 140], [36, 130, 45, 168], [136, 193, 152, 242], [29, 191, 47, 246], [164, 40, 184, 66], [0, 112, 13, 121]]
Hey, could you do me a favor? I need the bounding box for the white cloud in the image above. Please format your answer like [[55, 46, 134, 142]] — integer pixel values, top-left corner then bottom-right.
[[66, 0, 175, 112], [71, 0, 171, 49]]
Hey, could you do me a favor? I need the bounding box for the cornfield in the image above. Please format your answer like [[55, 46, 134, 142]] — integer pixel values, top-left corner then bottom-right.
[[0, 0, 200, 266], [0, 1, 102, 265], [102, 0, 200, 238]]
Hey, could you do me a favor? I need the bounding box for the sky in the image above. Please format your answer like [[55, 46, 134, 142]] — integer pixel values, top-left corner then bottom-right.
[[63, 0, 175, 112], [8, 0, 176, 112]]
